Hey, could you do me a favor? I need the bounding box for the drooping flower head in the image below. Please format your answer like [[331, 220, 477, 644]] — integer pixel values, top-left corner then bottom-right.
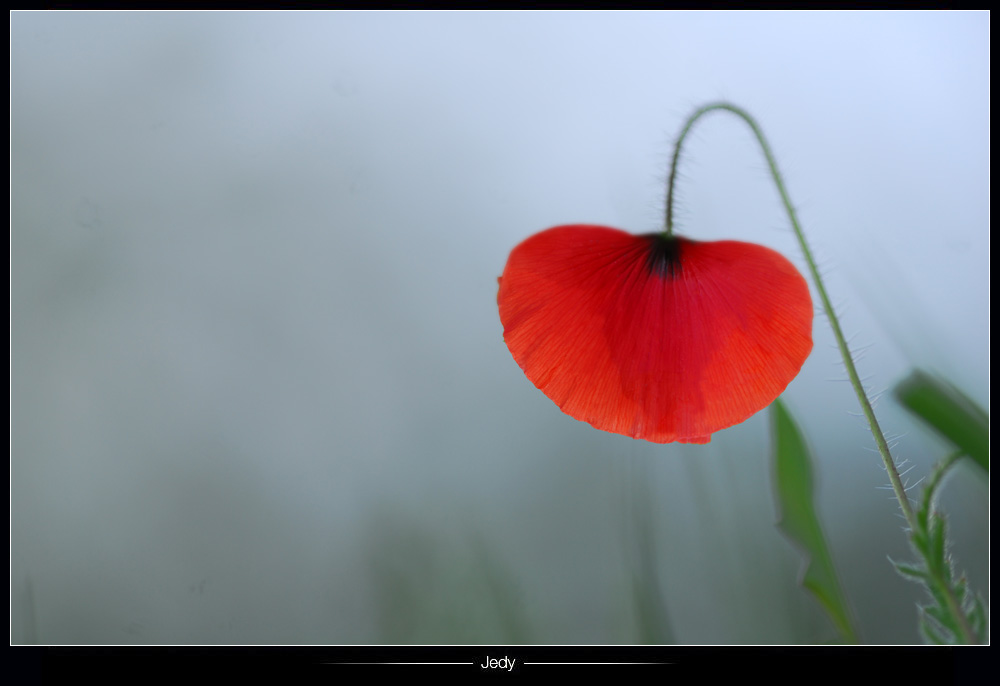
[[497, 225, 813, 443]]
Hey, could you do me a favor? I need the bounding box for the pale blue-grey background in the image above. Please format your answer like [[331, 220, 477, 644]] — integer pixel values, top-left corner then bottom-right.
[[12, 11, 988, 644]]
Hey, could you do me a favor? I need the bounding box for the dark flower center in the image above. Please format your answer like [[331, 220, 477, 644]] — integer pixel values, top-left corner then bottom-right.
[[643, 234, 683, 278]]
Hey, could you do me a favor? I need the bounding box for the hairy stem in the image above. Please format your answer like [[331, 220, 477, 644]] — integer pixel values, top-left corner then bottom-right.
[[666, 102, 916, 531], [919, 451, 978, 644]]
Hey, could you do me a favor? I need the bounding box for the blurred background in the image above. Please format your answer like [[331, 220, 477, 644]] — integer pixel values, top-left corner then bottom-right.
[[11, 11, 988, 644]]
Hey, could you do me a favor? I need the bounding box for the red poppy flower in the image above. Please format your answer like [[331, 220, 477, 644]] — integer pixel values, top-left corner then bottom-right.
[[497, 225, 813, 444]]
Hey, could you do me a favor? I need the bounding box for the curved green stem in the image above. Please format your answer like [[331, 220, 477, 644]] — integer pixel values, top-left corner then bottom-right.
[[666, 102, 916, 531]]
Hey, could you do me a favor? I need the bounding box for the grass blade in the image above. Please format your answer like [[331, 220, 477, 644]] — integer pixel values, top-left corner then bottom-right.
[[771, 398, 859, 643]]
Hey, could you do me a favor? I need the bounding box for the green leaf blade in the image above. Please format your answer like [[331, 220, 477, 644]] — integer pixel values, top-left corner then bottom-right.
[[894, 370, 988, 473], [771, 398, 859, 644]]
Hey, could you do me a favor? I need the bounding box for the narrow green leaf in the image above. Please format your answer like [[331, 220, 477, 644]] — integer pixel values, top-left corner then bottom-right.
[[894, 370, 988, 473], [925, 604, 959, 635], [927, 515, 947, 577], [919, 612, 949, 645], [770, 398, 859, 644], [893, 561, 929, 581], [916, 499, 931, 536], [969, 597, 987, 640], [920, 452, 964, 518], [954, 576, 968, 601]]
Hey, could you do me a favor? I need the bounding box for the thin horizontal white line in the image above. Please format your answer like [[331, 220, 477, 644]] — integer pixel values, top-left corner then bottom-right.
[[523, 662, 670, 665], [329, 662, 475, 665]]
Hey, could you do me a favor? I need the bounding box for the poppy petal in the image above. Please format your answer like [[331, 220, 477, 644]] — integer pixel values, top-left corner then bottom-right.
[[498, 225, 813, 443]]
